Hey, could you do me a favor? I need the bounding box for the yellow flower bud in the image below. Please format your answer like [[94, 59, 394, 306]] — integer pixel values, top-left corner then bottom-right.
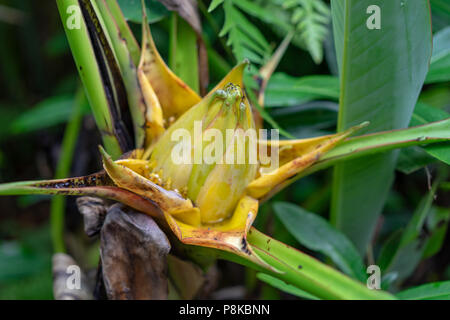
[[149, 82, 257, 224]]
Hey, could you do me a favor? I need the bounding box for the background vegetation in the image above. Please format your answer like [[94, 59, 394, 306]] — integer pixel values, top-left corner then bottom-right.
[[0, 0, 448, 299]]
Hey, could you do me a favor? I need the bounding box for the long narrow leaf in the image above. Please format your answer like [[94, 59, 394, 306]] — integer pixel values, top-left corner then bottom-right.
[[397, 281, 450, 300], [273, 202, 366, 282], [330, 0, 432, 253], [261, 119, 450, 202]]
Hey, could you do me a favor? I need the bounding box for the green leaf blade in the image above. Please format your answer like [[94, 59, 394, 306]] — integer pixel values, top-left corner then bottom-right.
[[273, 202, 366, 282], [330, 0, 433, 254], [397, 281, 450, 300]]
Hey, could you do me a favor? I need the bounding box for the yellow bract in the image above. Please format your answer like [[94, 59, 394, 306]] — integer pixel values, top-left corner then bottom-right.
[[138, 11, 201, 125]]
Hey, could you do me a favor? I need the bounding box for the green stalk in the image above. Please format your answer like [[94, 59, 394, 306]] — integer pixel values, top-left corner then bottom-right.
[[219, 228, 396, 300], [56, 0, 122, 158], [261, 119, 450, 202], [93, 0, 147, 148], [169, 12, 200, 93], [49, 88, 86, 253], [107, 0, 141, 66]]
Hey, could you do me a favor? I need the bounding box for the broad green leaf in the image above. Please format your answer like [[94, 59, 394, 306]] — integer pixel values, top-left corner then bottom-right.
[[169, 14, 199, 93], [269, 101, 338, 138], [117, 0, 168, 24], [273, 202, 366, 281], [265, 73, 339, 107], [330, 0, 432, 254], [411, 103, 450, 126], [396, 146, 437, 175], [257, 273, 320, 300], [425, 26, 450, 84], [430, 0, 450, 21], [398, 103, 449, 172], [9, 96, 86, 135], [410, 102, 450, 165], [397, 281, 450, 300]]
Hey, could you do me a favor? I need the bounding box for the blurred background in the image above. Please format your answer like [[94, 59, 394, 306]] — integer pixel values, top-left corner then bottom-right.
[[0, 0, 449, 299]]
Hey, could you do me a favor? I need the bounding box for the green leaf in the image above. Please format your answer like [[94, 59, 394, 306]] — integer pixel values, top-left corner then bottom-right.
[[50, 88, 87, 253], [9, 95, 84, 135], [397, 281, 450, 300], [219, 0, 272, 66], [246, 87, 294, 139], [376, 229, 403, 271], [377, 171, 446, 282], [0, 225, 53, 299], [396, 146, 437, 175], [324, 119, 449, 165], [273, 202, 366, 282], [169, 13, 199, 93], [422, 207, 450, 259], [117, 0, 168, 24], [411, 103, 450, 127], [257, 273, 320, 300], [265, 73, 339, 107], [267, 119, 450, 201], [330, 0, 433, 254], [56, 0, 129, 158], [233, 0, 292, 31], [285, 0, 331, 64], [208, 0, 224, 12], [217, 228, 396, 299], [93, 0, 148, 149], [430, 0, 450, 21], [410, 102, 450, 165], [400, 176, 441, 248], [425, 26, 450, 84], [246, 229, 396, 299]]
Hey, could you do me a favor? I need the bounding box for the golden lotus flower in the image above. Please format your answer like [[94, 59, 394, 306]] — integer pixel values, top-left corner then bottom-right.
[[0, 13, 365, 268], [92, 21, 364, 265]]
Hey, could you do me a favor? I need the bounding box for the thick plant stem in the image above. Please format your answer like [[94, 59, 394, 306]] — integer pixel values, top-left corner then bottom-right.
[[217, 228, 396, 300], [106, 0, 141, 66], [93, 0, 147, 149], [56, 0, 123, 158]]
